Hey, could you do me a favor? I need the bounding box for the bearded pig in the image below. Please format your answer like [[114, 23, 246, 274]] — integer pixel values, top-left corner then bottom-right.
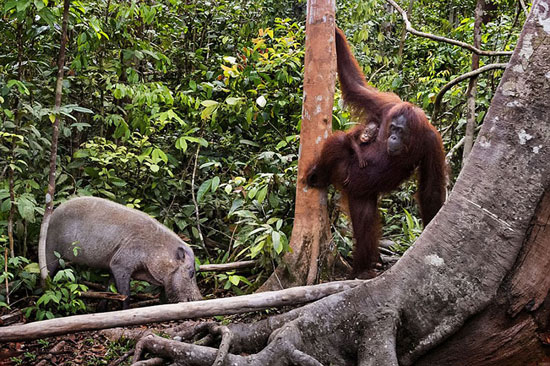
[[46, 196, 202, 308]]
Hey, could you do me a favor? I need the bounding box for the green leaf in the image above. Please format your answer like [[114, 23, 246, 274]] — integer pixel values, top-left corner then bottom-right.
[[228, 275, 240, 286], [152, 148, 168, 163], [197, 138, 208, 147], [24, 262, 40, 274], [201, 105, 217, 120], [201, 100, 219, 107], [175, 137, 188, 152], [225, 97, 241, 105], [256, 186, 268, 203], [150, 164, 160, 172], [228, 199, 243, 216], [73, 149, 89, 158], [16, 0, 30, 13], [4, 0, 17, 12], [197, 179, 212, 203], [211, 176, 220, 192], [272, 231, 282, 254], [17, 195, 36, 223], [239, 139, 260, 147]]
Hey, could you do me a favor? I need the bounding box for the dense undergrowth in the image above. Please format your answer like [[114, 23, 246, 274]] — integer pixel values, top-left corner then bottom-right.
[[0, 0, 523, 319]]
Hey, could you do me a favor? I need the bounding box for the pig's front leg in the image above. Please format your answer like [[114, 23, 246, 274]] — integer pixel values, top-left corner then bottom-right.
[[110, 253, 140, 309]]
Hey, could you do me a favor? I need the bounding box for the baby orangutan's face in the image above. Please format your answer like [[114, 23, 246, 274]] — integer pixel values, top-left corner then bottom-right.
[[360, 123, 378, 143]]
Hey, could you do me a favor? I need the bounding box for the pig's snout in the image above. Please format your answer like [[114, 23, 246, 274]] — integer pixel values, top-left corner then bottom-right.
[[165, 265, 202, 303]]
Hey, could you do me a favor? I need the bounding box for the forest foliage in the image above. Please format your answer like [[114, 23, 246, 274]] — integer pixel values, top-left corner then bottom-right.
[[0, 0, 524, 319]]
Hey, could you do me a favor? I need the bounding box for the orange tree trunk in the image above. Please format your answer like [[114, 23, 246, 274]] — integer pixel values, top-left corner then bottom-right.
[[260, 0, 336, 290]]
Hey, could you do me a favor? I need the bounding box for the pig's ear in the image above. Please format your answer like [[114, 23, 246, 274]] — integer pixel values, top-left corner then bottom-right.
[[176, 246, 186, 260]]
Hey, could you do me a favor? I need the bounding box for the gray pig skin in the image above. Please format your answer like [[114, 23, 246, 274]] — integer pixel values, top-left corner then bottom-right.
[[46, 196, 202, 308]]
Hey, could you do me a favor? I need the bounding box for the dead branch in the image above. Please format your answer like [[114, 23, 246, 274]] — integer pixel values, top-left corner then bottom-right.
[[432, 63, 508, 120], [129, 299, 160, 308], [446, 136, 465, 163], [0, 310, 23, 326], [80, 291, 127, 302], [519, 0, 528, 16], [0, 280, 365, 342], [385, 0, 513, 56], [198, 260, 257, 272]]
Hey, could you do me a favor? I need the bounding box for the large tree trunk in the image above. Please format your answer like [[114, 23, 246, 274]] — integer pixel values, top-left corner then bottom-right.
[[128, 2, 550, 365], [259, 0, 336, 290]]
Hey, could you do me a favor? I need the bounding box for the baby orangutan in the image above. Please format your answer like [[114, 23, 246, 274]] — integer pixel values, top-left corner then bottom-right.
[[351, 122, 379, 167], [342, 122, 379, 186]]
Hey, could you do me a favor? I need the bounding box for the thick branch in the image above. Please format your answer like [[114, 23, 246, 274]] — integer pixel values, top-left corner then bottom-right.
[[385, 0, 513, 56], [0, 280, 364, 342], [433, 63, 508, 120]]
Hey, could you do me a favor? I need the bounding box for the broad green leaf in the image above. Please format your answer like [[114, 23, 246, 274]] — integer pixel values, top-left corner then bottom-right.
[[201, 100, 219, 107], [225, 97, 240, 105], [175, 137, 188, 152], [228, 199, 243, 216], [256, 186, 268, 203], [152, 148, 168, 163], [24, 262, 40, 274], [197, 179, 212, 203], [229, 275, 240, 286], [17, 195, 36, 223], [211, 176, 220, 192], [272, 231, 283, 254]]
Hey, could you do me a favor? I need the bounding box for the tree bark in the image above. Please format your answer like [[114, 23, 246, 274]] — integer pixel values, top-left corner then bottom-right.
[[416, 189, 550, 365], [259, 0, 336, 290], [129, 2, 550, 364], [37, 0, 71, 282]]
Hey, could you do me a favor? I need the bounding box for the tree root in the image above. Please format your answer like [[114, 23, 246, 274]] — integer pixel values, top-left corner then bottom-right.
[[128, 287, 400, 366], [131, 318, 329, 366]]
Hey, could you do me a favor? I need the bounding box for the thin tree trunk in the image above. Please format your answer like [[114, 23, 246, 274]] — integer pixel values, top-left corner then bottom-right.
[[462, 0, 484, 164], [3, 249, 8, 305], [7, 167, 15, 259], [397, 0, 415, 60], [38, 0, 71, 282], [259, 0, 336, 290]]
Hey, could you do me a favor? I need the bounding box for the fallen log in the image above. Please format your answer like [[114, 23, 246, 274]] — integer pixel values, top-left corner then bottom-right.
[[0, 280, 365, 342]]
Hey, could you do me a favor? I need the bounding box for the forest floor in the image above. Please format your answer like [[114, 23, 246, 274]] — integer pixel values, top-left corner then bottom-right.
[[0, 253, 398, 366], [1, 326, 138, 366], [0, 307, 286, 366]]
